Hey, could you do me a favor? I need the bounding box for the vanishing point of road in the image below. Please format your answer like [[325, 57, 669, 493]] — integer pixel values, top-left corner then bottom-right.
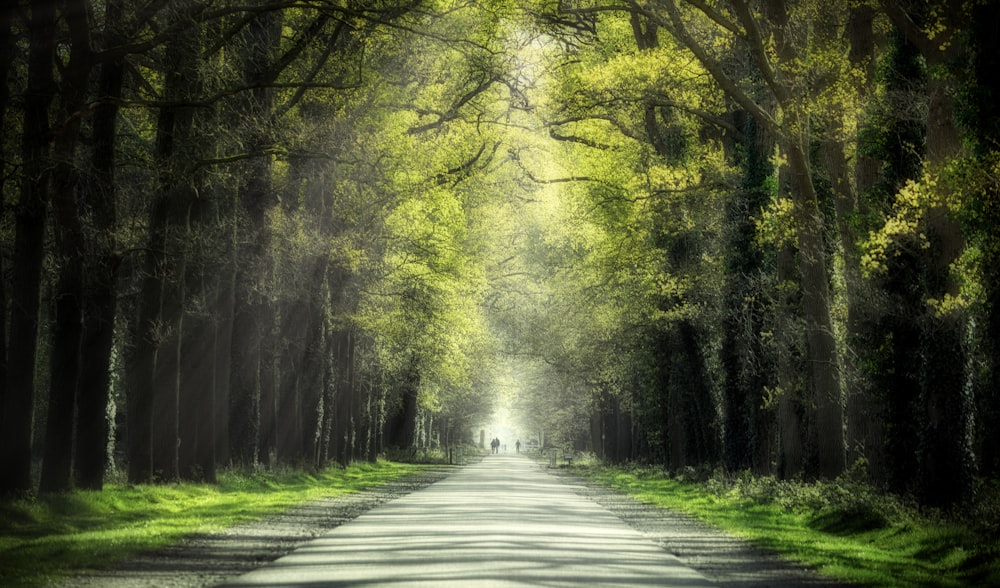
[[219, 454, 713, 587]]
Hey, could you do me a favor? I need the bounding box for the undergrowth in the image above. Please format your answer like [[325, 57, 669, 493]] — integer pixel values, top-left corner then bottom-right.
[[382, 443, 484, 464], [0, 460, 426, 587], [577, 463, 1000, 587]]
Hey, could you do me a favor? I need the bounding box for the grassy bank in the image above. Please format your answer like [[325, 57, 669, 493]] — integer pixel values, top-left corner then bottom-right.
[[0, 461, 427, 586], [577, 464, 1000, 586]]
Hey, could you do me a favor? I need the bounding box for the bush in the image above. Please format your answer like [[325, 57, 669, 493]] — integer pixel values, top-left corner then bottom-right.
[[701, 468, 910, 531]]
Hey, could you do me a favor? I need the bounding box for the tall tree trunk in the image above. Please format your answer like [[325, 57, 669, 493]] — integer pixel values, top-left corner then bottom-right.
[[229, 294, 261, 467], [385, 362, 419, 451], [151, 26, 201, 483], [885, 0, 974, 506], [178, 54, 224, 481], [329, 326, 352, 466], [179, 256, 216, 482], [75, 5, 126, 489], [663, 0, 845, 478], [722, 109, 777, 475], [129, 21, 200, 483], [967, 2, 1000, 480], [40, 269, 84, 494], [785, 136, 846, 479], [757, 0, 845, 478], [258, 311, 277, 468], [0, 0, 15, 426], [861, 29, 925, 496], [678, 320, 718, 465], [918, 72, 972, 508], [229, 6, 281, 469], [300, 298, 325, 465], [214, 268, 235, 466], [835, 3, 886, 485], [150, 257, 182, 483], [127, 193, 167, 483], [39, 0, 94, 493], [1, 0, 57, 496], [346, 328, 360, 465], [276, 299, 306, 464], [776, 238, 805, 479]]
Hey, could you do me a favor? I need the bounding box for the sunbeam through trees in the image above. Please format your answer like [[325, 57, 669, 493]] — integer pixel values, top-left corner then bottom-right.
[[1, 0, 999, 515]]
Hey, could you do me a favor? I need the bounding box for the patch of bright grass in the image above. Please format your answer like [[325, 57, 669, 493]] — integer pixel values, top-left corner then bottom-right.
[[577, 465, 1000, 587], [0, 461, 428, 587]]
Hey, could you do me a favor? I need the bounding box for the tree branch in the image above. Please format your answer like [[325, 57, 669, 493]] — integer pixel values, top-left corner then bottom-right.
[[729, 0, 791, 106], [657, 0, 781, 135], [548, 128, 611, 150], [647, 98, 743, 138], [407, 76, 499, 134]]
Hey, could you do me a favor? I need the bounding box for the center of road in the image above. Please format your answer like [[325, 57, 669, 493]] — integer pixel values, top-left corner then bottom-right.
[[219, 454, 712, 587]]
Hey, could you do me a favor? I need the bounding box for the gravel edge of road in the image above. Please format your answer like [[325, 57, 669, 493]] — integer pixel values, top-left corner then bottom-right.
[[54, 466, 456, 588], [56, 460, 848, 588], [548, 467, 847, 587]]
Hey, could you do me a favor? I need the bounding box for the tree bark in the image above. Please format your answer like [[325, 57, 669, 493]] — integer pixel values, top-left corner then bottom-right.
[[831, 3, 886, 485], [229, 5, 281, 469], [276, 299, 306, 464], [127, 192, 167, 483], [776, 208, 804, 479], [2, 0, 57, 496], [214, 268, 235, 466], [0, 0, 15, 427], [785, 137, 846, 479], [75, 4, 126, 489], [658, 0, 845, 478], [884, 0, 974, 506], [39, 0, 94, 494], [179, 259, 216, 482], [967, 1, 1000, 480], [129, 20, 200, 483]]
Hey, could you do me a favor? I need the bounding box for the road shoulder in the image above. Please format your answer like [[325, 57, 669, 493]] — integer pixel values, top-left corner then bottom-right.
[[55, 467, 455, 588], [553, 469, 846, 587]]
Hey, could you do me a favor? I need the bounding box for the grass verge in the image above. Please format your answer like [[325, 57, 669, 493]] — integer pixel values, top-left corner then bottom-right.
[[0, 461, 428, 587], [576, 464, 999, 586]]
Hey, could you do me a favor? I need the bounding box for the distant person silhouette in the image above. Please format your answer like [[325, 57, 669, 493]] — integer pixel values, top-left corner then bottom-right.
[[516, 440, 521, 453]]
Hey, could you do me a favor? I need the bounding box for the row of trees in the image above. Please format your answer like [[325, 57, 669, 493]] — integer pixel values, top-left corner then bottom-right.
[[3, 0, 998, 512], [0, 0, 520, 495], [507, 0, 999, 508]]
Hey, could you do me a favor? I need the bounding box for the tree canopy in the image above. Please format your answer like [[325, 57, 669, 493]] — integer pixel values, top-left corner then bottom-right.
[[1, 0, 999, 510]]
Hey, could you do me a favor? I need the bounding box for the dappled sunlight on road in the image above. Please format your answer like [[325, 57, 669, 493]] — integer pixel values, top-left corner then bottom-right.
[[219, 455, 711, 587]]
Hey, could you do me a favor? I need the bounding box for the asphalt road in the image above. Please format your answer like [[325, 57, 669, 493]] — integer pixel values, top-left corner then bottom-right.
[[218, 454, 713, 587]]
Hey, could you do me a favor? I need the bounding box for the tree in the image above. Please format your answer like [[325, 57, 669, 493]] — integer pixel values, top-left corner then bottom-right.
[[39, 0, 94, 494], [2, 0, 57, 496], [75, 0, 128, 490]]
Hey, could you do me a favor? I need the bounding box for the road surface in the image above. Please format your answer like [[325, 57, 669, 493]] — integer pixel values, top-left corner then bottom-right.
[[218, 454, 713, 587]]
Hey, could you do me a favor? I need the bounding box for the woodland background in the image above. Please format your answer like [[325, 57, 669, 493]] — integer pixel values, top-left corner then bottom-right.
[[1, 0, 998, 513]]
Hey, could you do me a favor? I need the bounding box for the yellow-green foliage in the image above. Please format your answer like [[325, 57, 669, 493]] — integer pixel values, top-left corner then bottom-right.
[[860, 165, 985, 317], [755, 194, 797, 250], [861, 176, 935, 277]]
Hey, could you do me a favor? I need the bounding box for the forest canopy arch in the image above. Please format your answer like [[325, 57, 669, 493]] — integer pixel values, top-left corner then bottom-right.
[[0, 0, 998, 510]]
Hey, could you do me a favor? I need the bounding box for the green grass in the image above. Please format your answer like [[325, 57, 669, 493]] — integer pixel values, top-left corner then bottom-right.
[[0, 461, 429, 587], [577, 465, 1000, 587]]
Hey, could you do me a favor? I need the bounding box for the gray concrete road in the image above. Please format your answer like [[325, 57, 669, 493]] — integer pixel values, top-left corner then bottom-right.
[[218, 454, 713, 587]]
